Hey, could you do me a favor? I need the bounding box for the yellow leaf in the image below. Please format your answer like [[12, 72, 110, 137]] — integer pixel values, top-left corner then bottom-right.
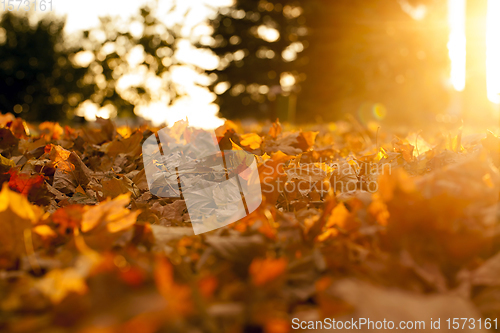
[[482, 130, 500, 154], [240, 133, 262, 150], [36, 266, 88, 303], [268, 120, 282, 138], [0, 184, 43, 262], [326, 203, 350, 228], [0, 154, 15, 169], [81, 193, 138, 233], [368, 194, 390, 226], [39, 122, 64, 140], [46, 144, 74, 172], [230, 138, 243, 151], [0, 183, 43, 222], [301, 131, 319, 148], [116, 126, 132, 139], [33, 225, 57, 238]]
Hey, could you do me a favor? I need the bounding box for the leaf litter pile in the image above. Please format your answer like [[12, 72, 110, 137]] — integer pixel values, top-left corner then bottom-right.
[[1, 112, 500, 332]]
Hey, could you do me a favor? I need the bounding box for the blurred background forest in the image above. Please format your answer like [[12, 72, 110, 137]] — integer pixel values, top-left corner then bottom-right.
[[0, 0, 499, 128]]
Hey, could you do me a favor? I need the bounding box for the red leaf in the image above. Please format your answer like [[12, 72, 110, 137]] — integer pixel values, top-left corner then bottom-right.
[[8, 171, 44, 197]]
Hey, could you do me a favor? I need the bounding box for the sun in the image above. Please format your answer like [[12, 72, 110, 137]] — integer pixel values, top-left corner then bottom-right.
[[448, 0, 500, 104], [448, 0, 466, 92], [486, 0, 500, 104]]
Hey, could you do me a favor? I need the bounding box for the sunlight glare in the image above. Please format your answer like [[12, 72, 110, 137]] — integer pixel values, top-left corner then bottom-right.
[[75, 101, 117, 121], [73, 51, 95, 67], [135, 99, 223, 129], [487, 0, 500, 104], [448, 0, 466, 92], [257, 25, 280, 43]]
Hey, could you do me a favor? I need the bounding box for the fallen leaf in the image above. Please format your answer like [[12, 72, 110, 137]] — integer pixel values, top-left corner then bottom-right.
[[81, 193, 139, 233], [240, 133, 262, 150], [249, 257, 287, 286]]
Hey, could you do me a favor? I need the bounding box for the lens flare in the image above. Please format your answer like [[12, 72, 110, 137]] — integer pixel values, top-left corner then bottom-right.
[[448, 0, 466, 92], [358, 103, 387, 125], [487, 0, 500, 104], [373, 103, 387, 120]]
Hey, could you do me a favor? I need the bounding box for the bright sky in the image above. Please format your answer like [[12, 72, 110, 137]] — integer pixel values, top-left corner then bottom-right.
[[52, 0, 231, 129]]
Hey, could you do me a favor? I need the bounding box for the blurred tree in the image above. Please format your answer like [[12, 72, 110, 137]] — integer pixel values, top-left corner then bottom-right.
[[298, 0, 450, 125], [75, 6, 193, 121], [209, 0, 450, 125], [0, 12, 91, 122], [0, 4, 197, 123], [206, 0, 307, 120]]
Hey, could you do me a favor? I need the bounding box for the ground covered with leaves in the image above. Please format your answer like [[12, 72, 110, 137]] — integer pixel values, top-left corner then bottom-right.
[[0, 113, 500, 332]]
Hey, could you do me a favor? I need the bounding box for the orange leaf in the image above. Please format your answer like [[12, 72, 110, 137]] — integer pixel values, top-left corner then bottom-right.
[[240, 133, 262, 150], [100, 132, 143, 158], [154, 256, 193, 316], [52, 205, 85, 234], [46, 144, 74, 171], [258, 151, 293, 205], [249, 257, 287, 286], [81, 193, 139, 233], [39, 122, 64, 141], [268, 119, 282, 138]]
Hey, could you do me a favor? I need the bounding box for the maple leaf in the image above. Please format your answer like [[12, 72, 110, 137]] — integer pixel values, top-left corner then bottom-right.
[[39, 122, 64, 141], [45, 144, 73, 171], [258, 151, 293, 205], [215, 119, 239, 138], [0, 153, 15, 173], [263, 132, 304, 155], [5, 114, 500, 332], [327, 279, 484, 329], [131, 169, 149, 192], [81, 117, 117, 145], [268, 119, 282, 139], [81, 193, 139, 233], [99, 176, 140, 199], [100, 132, 143, 158], [392, 136, 415, 162], [0, 112, 15, 126], [8, 118, 30, 139], [240, 133, 262, 150], [154, 256, 193, 317], [35, 266, 88, 303], [45, 144, 91, 194], [249, 257, 287, 286], [296, 130, 319, 151], [0, 127, 19, 151], [318, 202, 351, 241], [8, 171, 44, 196], [0, 183, 44, 265], [470, 251, 500, 287], [51, 205, 86, 234]]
